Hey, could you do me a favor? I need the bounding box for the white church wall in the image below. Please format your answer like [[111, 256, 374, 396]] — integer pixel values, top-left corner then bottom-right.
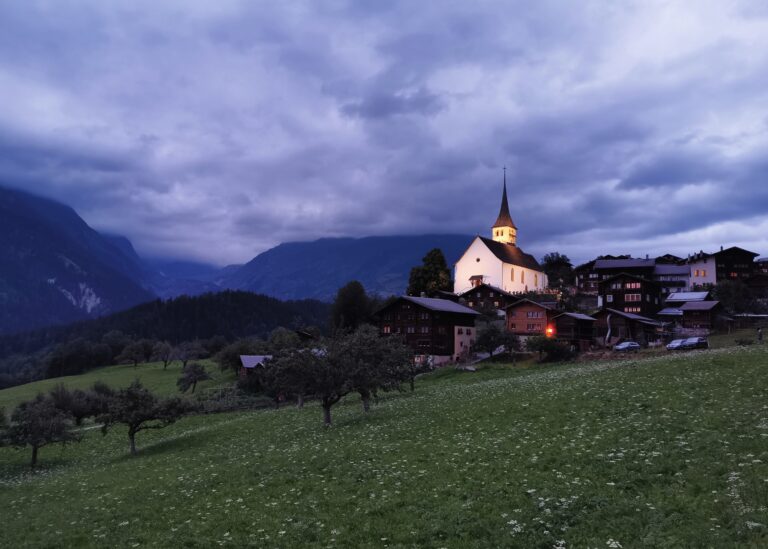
[[453, 237, 503, 294]]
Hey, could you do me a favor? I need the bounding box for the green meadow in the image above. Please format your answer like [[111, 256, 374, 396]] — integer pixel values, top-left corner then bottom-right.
[[2, 345, 768, 548]]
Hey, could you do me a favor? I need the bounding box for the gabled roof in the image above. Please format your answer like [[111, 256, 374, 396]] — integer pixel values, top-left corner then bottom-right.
[[666, 291, 710, 302], [657, 307, 683, 316], [240, 355, 273, 369], [553, 312, 595, 321], [680, 300, 721, 311], [458, 282, 514, 299], [713, 246, 760, 258], [505, 298, 553, 311], [598, 272, 658, 285], [492, 177, 517, 229], [594, 258, 656, 270], [653, 264, 690, 276], [477, 237, 541, 270], [400, 296, 480, 315], [595, 308, 666, 326]]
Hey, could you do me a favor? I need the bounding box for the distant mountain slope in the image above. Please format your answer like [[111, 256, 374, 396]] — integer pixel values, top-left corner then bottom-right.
[[220, 234, 475, 301], [0, 186, 155, 334]]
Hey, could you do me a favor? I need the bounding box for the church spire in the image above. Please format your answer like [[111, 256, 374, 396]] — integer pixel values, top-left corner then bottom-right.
[[491, 168, 518, 245]]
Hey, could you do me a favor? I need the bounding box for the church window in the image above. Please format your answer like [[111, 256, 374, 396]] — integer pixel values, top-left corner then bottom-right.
[[534, 274, 538, 286], [476, 258, 480, 262], [510, 269, 515, 282], [521, 271, 525, 283]]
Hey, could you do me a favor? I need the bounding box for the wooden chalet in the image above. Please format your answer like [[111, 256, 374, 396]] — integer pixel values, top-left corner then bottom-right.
[[376, 296, 480, 365], [505, 298, 555, 338], [238, 355, 273, 379], [598, 273, 662, 317], [458, 283, 517, 312], [552, 312, 595, 351], [680, 301, 722, 331], [592, 308, 667, 346]]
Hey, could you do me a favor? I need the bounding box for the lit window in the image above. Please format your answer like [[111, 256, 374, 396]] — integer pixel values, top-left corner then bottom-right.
[[406, 326, 415, 334], [626, 282, 641, 289], [607, 295, 614, 303], [383, 326, 391, 334], [494, 301, 499, 307], [626, 293, 641, 302]]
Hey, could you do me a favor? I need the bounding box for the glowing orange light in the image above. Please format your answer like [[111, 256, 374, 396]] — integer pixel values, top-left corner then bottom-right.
[[546, 326, 555, 337]]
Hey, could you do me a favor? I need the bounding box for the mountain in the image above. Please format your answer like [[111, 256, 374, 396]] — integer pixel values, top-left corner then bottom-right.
[[0, 186, 155, 335], [220, 234, 475, 301]]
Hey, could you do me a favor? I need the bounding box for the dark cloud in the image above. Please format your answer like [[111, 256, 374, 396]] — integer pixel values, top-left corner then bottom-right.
[[0, 0, 766, 266]]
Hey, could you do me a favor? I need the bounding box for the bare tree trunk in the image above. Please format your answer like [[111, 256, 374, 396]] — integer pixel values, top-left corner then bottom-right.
[[322, 403, 332, 426], [129, 431, 137, 455], [30, 445, 38, 468], [296, 394, 304, 409]]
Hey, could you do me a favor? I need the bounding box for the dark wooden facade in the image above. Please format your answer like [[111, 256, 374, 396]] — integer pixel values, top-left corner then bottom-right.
[[598, 273, 662, 317], [377, 296, 478, 361], [680, 301, 722, 330], [592, 308, 666, 345], [552, 313, 595, 350], [712, 247, 759, 282], [459, 283, 517, 312]]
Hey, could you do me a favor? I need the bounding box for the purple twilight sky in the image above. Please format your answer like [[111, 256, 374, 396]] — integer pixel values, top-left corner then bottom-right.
[[1, 1, 768, 266]]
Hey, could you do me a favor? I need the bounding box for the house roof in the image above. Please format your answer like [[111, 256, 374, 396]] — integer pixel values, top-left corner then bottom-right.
[[239, 355, 273, 369], [680, 300, 721, 311], [653, 264, 690, 276], [594, 258, 656, 270], [666, 291, 710, 302], [478, 237, 541, 270], [400, 296, 480, 315], [714, 246, 760, 258], [457, 283, 514, 299], [492, 178, 517, 229], [598, 272, 658, 285], [505, 297, 553, 310], [657, 307, 684, 316], [595, 308, 666, 326], [553, 312, 595, 321]]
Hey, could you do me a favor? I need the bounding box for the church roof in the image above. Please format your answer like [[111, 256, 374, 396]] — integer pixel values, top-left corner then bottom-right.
[[478, 237, 541, 271], [492, 178, 517, 229]]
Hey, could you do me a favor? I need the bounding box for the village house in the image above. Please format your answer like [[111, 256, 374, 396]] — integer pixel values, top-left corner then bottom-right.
[[592, 308, 666, 346], [376, 296, 479, 365], [238, 355, 273, 379], [680, 301, 723, 331], [551, 312, 595, 351], [575, 255, 691, 296], [687, 246, 759, 287], [458, 283, 517, 312], [454, 173, 548, 295], [505, 298, 555, 338], [598, 273, 662, 317]]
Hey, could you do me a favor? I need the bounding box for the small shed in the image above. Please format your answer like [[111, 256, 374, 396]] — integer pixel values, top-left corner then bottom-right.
[[552, 312, 595, 351], [238, 355, 273, 379], [680, 301, 722, 330]]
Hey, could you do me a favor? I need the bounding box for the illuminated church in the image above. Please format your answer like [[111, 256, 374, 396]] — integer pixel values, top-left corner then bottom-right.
[[453, 174, 547, 294]]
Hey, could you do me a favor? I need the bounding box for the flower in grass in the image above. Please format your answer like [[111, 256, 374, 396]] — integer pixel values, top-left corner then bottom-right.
[[606, 540, 622, 548]]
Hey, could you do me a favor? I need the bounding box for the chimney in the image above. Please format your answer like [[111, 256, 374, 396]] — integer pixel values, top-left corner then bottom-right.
[[720, 245, 724, 252], [646, 254, 649, 260]]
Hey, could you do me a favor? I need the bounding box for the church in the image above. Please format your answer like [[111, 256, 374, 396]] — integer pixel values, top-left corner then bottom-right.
[[454, 175, 548, 295]]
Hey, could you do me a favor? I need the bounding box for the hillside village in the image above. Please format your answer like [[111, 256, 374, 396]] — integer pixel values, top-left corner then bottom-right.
[[374, 176, 768, 365]]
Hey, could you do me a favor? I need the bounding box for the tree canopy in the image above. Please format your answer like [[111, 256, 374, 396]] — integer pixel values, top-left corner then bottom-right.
[[407, 248, 452, 296], [541, 252, 574, 290]]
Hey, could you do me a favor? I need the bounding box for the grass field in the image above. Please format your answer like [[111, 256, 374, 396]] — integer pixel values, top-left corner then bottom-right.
[[0, 359, 231, 412], [2, 344, 768, 547]]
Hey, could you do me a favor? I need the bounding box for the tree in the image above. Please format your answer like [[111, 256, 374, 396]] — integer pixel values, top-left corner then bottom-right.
[[177, 363, 212, 394], [407, 248, 452, 296], [175, 341, 207, 368], [474, 324, 507, 358], [102, 330, 131, 359], [310, 340, 351, 426], [99, 380, 195, 455], [116, 342, 146, 368], [713, 280, 756, 314], [268, 327, 301, 352], [331, 281, 371, 331], [3, 395, 80, 468], [48, 384, 96, 426], [526, 336, 575, 363], [541, 252, 574, 290], [267, 348, 318, 408], [152, 341, 175, 369]]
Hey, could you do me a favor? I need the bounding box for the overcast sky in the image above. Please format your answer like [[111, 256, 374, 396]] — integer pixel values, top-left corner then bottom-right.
[[1, 1, 768, 266]]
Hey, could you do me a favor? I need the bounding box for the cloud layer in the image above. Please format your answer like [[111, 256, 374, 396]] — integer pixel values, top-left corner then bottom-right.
[[1, 0, 767, 265]]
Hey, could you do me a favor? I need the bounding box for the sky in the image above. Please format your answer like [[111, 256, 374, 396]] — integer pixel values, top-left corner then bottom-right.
[[1, 0, 768, 267]]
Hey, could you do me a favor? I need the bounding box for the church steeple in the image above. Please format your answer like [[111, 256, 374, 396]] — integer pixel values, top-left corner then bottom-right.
[[491, 168, 517, 245]]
